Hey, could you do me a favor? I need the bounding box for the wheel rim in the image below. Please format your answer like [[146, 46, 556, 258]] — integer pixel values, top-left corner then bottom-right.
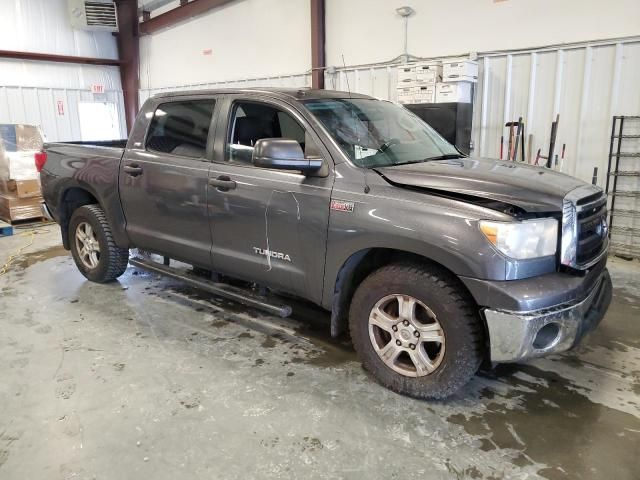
[[75, 222, 101, 270], [368, 294, 445, 377]]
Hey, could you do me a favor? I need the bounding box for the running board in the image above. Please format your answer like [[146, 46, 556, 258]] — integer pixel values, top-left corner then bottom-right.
[[129, 257, 293, 318]]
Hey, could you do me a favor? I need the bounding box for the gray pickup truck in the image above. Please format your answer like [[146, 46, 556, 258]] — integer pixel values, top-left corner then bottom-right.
[[39, 88, 612, 399]]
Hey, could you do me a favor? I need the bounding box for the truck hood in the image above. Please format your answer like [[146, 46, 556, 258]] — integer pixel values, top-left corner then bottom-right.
[[374, 157, 586, 213]]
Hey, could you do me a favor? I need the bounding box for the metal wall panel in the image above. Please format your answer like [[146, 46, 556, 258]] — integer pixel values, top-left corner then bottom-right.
[[0, 85, 127, 142]]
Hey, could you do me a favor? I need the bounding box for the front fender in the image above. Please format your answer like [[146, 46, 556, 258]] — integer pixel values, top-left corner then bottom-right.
[[321, 181, 510, 311]]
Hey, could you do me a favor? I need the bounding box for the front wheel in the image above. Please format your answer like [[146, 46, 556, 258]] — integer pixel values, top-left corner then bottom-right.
[[69, 205, 129, 283], [349, 262, 484, 399]]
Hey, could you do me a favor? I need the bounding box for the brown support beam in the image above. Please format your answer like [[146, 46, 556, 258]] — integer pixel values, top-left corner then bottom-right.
[[0, 50, 120, 66], [139, 0, 237, 35], [115, 0, 140, 133], [310, 0, 325, 89]]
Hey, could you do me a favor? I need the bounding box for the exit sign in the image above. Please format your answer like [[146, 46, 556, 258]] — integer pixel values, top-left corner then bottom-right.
[[91, 84, 105, 94]]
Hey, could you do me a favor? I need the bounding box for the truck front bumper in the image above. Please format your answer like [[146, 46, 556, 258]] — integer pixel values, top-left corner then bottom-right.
[[482, 269, 612, 363]]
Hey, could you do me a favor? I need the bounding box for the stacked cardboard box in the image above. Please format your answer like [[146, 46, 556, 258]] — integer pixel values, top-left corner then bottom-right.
[[0, 124, 44, 223], [396, 61, 443, 104], [396, 59, 479, 105], [0, 179, 43, 222], [436, 59, 478, 103]]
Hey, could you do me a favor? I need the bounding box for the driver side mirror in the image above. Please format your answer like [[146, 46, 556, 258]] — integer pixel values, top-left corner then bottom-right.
[[252, 138, 323, 173]]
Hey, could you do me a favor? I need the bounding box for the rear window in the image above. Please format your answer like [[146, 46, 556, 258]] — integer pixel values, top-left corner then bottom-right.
[[145, 100, 215, 158]]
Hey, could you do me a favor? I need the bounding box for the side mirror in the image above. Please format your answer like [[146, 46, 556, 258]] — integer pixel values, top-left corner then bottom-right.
[[252, 138, 322, 172]]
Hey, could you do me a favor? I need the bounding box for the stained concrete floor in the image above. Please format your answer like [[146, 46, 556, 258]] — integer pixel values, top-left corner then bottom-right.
[[0, 226, 639, 480]]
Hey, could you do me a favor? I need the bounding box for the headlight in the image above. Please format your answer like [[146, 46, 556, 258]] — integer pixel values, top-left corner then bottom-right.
[[479, 218, 558, 260]]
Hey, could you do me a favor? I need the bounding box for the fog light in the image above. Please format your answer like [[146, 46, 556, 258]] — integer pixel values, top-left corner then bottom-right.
[[533, 323, 561, 350]]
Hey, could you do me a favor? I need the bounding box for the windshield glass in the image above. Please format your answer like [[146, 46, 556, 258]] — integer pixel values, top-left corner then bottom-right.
[[302, 98, 461, 168]]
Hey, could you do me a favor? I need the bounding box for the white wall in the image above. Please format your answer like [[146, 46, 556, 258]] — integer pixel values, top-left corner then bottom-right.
[[139, 0, 311, 90], [0, 0, 126, 141], [326, 0, 640, 67]]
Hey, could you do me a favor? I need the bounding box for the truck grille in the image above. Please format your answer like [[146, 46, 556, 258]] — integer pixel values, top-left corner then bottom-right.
[[561, 186, 608, 270]]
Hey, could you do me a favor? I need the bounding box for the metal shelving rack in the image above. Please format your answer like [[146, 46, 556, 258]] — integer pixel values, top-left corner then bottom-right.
[[605, 116, 640, 258]]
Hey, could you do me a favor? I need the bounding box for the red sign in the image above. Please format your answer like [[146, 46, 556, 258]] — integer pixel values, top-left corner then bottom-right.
[[56, 100, 64, 116], [91, 84, 105, 94]]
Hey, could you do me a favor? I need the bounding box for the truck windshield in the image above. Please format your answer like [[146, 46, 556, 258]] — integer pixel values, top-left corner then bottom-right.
[[302, 98, 461, 168]]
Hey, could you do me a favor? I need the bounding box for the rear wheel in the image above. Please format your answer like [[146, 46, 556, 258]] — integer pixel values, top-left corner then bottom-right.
[[69, 205, 129, 283], [349, 262, 484, 399]]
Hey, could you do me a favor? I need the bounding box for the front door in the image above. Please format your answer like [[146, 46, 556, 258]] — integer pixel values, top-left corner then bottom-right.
[[119, 97, 217, 267], [207, 96, 334, 303]]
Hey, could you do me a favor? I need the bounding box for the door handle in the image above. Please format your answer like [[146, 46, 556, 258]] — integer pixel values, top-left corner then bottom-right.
[[123, 164, 143, 176], [209, 175, 237, 191]]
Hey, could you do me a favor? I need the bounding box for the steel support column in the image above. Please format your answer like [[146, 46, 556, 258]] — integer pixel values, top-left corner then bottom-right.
[[310, 0, 325, 89], [115, 0, 140, 133]]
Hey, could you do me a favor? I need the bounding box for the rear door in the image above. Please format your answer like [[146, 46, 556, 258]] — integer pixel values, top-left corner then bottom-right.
[[207, 94, 335, 303], [119, 96, 217, 267]]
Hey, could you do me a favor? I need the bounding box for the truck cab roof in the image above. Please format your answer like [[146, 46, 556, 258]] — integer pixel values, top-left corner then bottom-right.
[[151, 87, 374, 102]]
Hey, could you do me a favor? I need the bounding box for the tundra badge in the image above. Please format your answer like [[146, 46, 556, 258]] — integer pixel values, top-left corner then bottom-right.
[[253, 247, 292, 262]]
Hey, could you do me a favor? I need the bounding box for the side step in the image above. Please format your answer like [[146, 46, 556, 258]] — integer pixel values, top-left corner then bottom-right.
[[129, 257, 293, 318]]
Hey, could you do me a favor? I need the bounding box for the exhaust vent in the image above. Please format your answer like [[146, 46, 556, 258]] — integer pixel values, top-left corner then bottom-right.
[[85, 2, 117, 28], [67, 0, 118, 32]]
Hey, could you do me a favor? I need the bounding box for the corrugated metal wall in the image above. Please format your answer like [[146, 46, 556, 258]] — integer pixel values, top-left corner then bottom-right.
[[325, 38, 640, 188], [0, 0, 126, 142], [0, 63, 127, 142]]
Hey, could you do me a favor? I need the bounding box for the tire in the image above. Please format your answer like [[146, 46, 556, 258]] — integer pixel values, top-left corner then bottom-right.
[[69, 204, 129, 283], [349, 262, 484, 399]]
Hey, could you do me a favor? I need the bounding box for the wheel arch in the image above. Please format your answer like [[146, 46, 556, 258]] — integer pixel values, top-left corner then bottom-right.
[[56, 183, 130, 250], [327, 247, 480, 338], [58, 186, 101, 249]]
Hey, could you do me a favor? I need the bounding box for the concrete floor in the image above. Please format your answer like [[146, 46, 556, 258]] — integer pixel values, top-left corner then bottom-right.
[[1, 226, 639, 480]]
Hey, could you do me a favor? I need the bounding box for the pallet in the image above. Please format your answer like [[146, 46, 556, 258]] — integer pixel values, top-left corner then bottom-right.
[[0, 216, 50, 228], [0, 220, 14, 237]]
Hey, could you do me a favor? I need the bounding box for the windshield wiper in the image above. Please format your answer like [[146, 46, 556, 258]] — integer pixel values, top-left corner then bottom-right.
[[423, 153, 464, 161], [384, 153, 464, 167]]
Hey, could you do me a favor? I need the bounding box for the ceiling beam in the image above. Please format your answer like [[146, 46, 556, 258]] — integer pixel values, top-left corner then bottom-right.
[[0, 50, 120, 66], [139, 0, 238, 35], [310, 0, 325, 89]]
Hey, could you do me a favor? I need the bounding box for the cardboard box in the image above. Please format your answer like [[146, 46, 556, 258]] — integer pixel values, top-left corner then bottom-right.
[[397, 86, 416, 104], [436, 82, 473, 103], [0, 192, 42, 222], [397, 65, 416, 83], [2, 179, 42, 198], [443, 60, 478, 82], [415, 62, 443, 84], [414, 85, 436, 103]]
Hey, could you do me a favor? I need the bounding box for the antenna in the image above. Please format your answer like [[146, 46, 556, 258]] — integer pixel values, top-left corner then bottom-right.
[[341, 54, 352, 98]]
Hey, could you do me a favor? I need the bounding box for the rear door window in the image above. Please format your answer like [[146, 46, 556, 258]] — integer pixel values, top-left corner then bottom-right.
[[145, 100, 215, 158]]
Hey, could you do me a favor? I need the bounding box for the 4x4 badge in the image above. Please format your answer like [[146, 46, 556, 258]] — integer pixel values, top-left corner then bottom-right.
[[330, 200, 355, 213]]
